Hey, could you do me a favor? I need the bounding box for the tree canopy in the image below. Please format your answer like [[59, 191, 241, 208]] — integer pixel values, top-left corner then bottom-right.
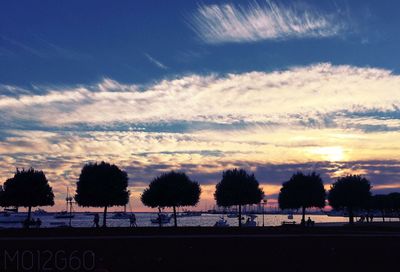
[[141, 171, 201, 227], [0, 168, 54, 225], [214, 168, 264, 226], [278, 172, 326, 224], [75, 162, 129, 227], [328, 175, 371, 224]]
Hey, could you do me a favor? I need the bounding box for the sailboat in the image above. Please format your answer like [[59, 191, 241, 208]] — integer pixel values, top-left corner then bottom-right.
[[112, 195, 133, 219], [54, 187, 74, 219], [150, 213, 172, 224], [214, 216, 229, 227], [112, 205, 130, 219]]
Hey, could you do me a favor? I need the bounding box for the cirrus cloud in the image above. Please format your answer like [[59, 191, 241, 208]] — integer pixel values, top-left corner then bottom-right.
[[188, 0, 346, 44]]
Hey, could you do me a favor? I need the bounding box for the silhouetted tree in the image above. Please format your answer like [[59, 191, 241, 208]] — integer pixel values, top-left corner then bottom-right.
[[278, 172, 326, 225], [388, 192, 400, 219], [214, 169, 264, 227], [75, 162, 129, 227], [371, 194, 389, 222], [141, 171, 201, 227], [328, 175, 371, 224], [0, 168, 54, 226]]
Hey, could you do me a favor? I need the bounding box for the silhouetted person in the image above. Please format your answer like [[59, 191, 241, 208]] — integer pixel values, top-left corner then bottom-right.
[[370, 214, 374, 222], [93, 214, 100, 228], [36, 218, 42, 228], [129, 213, 137, 227], [307, 217, 312, 227]]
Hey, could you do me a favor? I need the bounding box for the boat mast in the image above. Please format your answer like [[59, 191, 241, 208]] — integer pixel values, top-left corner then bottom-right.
[[66, 186, 74, 227]]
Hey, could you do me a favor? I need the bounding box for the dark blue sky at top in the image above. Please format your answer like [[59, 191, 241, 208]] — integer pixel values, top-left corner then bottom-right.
[[1, 0, 400, 88]]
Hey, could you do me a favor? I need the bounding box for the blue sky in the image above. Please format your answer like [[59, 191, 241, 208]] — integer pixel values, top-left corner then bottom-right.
[[1, 0, 400, 210], [2, 0, 400, 87]]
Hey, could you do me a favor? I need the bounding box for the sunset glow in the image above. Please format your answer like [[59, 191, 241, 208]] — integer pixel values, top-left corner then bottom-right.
[[1, 0, 400, 212]]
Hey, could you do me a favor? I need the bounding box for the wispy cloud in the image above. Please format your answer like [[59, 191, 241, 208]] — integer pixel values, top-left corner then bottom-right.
[[144, 53, 168, 70], [0, 34, 91, 60], [0, 35, 46, 58], [189, 0, 345, 44], [1, 63, 398, 127]]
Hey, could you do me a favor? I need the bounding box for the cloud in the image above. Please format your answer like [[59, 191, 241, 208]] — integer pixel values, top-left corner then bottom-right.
[[0, 35, 46, 58], [144, 53, 168, 70], [1, 63, 400, 210], [0, 35, 90, 60], [0, 63, 399, 129], [188, 0, 345, 44]]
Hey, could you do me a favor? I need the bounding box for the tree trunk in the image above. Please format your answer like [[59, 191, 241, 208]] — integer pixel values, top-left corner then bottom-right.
[[158, 207, 162, 228], [238, 204, 242, 227], [173, 206, 177, 227], [103, 206, 107, 227], [348, 207, 354, 224], [301, 206, 306, 226]]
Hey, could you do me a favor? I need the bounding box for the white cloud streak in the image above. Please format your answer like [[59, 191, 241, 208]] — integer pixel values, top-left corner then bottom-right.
[[144, 53, 168, 70], [0, 63, 399, 128], [189, 0, 345, 43]]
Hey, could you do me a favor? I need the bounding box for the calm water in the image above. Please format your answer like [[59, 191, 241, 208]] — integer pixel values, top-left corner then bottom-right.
[[0, 212, 351, 228]]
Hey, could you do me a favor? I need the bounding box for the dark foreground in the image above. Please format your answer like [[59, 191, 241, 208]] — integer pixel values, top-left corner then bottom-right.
[[1, 224, 400, 272]]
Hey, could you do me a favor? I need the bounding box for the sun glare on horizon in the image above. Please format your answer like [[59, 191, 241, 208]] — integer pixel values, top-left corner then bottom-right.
[[309, 146, 345, 162]]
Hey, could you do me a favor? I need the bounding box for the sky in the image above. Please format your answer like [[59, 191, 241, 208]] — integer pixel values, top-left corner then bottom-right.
[[1, 0, 400, 212]]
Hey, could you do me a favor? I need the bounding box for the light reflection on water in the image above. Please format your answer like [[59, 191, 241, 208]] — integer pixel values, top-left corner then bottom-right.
[[0, 213, 352, 228]]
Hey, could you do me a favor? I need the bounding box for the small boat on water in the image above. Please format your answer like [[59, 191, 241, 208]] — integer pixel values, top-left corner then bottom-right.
[[112, 204, 131, 219], [227, 213, 238, 218], [54, 187, 74, 220], [4, 207, 18, 213], [33, 208, 48, 215], [214, 217, 229, 227], [243, 215, 257, 227], [151, 214, 172, 224]]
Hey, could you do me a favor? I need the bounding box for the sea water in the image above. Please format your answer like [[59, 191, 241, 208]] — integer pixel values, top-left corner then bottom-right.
[[0, 213, 350, 228]]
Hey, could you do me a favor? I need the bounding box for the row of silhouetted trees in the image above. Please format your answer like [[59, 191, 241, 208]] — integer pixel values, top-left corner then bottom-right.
[[0, 161, 396, 227], [278, 172, 400, 224]]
